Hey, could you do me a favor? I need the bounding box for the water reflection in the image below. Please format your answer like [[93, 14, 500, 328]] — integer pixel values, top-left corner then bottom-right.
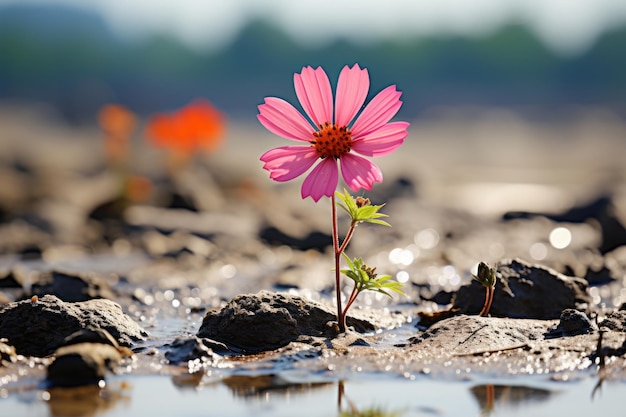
[[470, 384, 553, 416], [0, 374, 623, 417], [337, 381, 402, 417], [45, 383, 131, 417], [221, 374, 330, 398]]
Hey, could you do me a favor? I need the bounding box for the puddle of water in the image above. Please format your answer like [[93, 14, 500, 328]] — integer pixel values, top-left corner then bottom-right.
[[1, 375, 623, 417]]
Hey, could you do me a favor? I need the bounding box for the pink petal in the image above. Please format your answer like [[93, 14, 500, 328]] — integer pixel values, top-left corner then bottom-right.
[[351, 86, 403, 137], [339, 153, 383, 192], [294, 66, 333, 127], [260, 146, 318, 182], [352, 122, 409, 157], [257, 97, 314, 142], [301, 158, 338, 202], [334, 64, 369, 127]]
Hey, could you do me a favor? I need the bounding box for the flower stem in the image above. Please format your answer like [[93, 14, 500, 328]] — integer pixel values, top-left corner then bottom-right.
[[331, 194, 345, 333], [331, 195, 359, 333], [341, 283, 360, 326], [338, 221, 356, 254]]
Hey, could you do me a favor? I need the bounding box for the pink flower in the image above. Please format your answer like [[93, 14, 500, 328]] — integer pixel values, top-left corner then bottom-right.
[[258, 64, 409, 202]]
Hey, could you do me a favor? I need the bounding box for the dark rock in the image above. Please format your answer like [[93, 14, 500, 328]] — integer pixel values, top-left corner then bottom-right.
[[453, 258, 591, 319], [0, 294, 147, 357], [61, 328, 121, 349], [547, 309, 595, 337], [583, 264, 617, 286], [164, 337, 222, 365], [424, 288, 454, 305], [30, 270, 116, 302], [46, 343, 122, 387], [197, 291, 374, 353], [598, 310, 626, 332], [259, 226, 332, 252]]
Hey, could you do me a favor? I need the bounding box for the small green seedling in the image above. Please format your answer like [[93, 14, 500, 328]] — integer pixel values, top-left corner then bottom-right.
[[472, 261, 496, 317]]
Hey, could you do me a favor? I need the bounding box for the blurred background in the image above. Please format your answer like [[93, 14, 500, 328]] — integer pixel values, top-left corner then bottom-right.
[[0, 0, 625, 121], [0, 0, 625, 223]]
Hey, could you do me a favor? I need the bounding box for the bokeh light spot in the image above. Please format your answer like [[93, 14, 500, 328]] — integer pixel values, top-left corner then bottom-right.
[[414, 228, 439, 249], [396, 270, 410, 283], [549, 227, 572, 249], [529, 242, 548, 260]]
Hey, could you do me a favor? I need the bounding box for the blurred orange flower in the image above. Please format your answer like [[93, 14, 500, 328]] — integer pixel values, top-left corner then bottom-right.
[[98, 104, 137, 162], [145, 99, 225, 156]]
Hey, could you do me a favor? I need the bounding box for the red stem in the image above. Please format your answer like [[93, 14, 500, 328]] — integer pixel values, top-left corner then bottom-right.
[[341, 284, 360, 326], [331, 195, 360, 333], [331, 194, 345, 333], [338, 222, 356, 254], [479, 285, 495, 317], [487, 286, 496, 315], [479, 287, 489, 316]]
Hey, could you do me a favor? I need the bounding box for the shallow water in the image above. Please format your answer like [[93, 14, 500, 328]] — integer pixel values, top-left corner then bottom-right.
[[1, 373, 623, 417]]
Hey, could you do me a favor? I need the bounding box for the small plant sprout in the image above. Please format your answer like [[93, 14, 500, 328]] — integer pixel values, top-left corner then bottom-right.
[[472, 261, 496, 317], [257, 65, 409, 333], [336, 190, 405, 328], [340, 254, 405, 323]]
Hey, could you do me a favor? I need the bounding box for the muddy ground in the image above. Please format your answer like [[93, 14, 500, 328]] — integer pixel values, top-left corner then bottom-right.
[[1, 104, 626, 400]]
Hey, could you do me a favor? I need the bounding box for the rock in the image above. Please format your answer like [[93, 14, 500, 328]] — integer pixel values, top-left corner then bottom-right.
[[0, 294, 147, 357], [259, 226, 332, 252], [409, 315, 553, 356], [46, 343, 123, 387], [453, 258, 591, 319], [598, 310, 626, 332], [163, 337, 222, 365], [547, 309, 595, 338], [197, 291, 374, 353], [61, 328, 122, 349], [30, 270, 116, 302]]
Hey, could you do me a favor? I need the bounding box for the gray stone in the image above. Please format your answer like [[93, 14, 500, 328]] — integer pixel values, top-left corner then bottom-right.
[[410, 314, 553, 356], [197, 291, 374, 353], [556, 309, 595, 336], [0, 294, 147, 357]]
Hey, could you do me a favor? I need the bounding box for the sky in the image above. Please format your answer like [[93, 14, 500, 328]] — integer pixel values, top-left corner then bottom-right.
[[2, 0, 626, 55]]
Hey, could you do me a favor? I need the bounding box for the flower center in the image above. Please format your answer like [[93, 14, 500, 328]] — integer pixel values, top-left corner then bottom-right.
[[310, 122, 352, 159]]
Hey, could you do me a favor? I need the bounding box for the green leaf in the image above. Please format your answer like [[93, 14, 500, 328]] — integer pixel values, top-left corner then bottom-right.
[[334, 189, 391, 227], [340, 255, 406, 297]]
